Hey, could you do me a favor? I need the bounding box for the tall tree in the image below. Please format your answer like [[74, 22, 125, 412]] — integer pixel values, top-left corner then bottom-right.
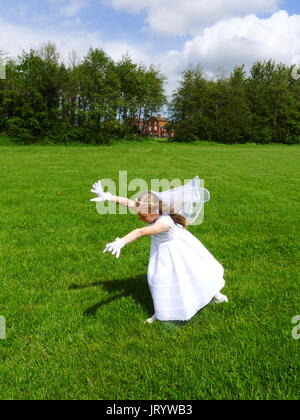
[[213, 65, 252, 143], [0, 48, 6, 131], [169, 66, 215, 141]]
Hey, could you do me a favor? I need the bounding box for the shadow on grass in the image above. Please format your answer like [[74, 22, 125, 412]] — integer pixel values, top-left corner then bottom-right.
[[69, 275, 188, 327], [69, 274, 153, 317]]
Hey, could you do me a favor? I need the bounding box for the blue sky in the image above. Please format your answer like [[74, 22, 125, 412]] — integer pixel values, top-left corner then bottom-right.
[[1, 0, 300, 94], [0, 0, 190, 51], [1, 0, 299, 51]]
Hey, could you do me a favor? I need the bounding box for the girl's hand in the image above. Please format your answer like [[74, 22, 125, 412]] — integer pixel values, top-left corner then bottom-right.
[[90, 180, 113, 202], [103, 238, 125, 259]]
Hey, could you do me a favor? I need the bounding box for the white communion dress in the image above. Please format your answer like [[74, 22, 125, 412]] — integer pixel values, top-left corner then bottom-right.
[[147, 214, 226, 321]]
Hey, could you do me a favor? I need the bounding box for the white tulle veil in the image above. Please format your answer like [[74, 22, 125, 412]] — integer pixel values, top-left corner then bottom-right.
[[135, 176, 210, 226]]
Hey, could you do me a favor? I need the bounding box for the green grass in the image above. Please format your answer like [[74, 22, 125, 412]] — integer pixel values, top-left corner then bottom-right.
[[0, 141, 299, 400]]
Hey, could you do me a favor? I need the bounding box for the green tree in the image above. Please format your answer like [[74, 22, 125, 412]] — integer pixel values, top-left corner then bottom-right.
[[116, 55, 166, 136], [213, 65, 252, 143], [3, 45, 66, 143], [169, 66, 215, 141], [246, 60, 299, 143], [169, 59, 300, 144], [74, 48, 121, 142], [0, 48, 6, 131]]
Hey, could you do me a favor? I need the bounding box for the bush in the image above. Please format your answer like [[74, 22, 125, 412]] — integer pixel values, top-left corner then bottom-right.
[[7, 118, 35, 144], [173, 130, 200, 143], [0, 133, 14, 145], [284, 134, 300, 145]]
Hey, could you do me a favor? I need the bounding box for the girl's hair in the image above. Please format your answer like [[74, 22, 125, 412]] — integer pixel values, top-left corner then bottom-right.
[[168, 213, 188, 228], [135, 191, 188, 229]]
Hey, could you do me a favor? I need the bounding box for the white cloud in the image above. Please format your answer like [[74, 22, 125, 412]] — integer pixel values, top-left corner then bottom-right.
[[105, 0, 281, 36], [0, 18, 148, 64], [47, 0, 88, 18], [152, 11, 300, 94], [62, 0, 88, 17], [182, 11, 299, 69]]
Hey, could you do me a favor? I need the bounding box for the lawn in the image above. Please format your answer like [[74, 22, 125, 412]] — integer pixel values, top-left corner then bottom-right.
[[0, 140, 299, 400]]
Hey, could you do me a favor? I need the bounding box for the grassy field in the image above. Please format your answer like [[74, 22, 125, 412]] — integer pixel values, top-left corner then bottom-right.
[[0, 140, 299, 400]]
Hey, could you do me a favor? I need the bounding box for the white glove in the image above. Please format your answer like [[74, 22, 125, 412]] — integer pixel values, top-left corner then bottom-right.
[[90, 180, 113, 202], [103, 237, 125, 259]]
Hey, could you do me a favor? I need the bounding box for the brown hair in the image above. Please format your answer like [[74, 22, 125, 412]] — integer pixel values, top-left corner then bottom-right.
[[168, 213, 188, 228], [135, 191, 188, 229]]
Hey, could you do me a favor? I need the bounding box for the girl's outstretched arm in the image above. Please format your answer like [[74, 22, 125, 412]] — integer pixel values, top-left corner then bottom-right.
[[120, 222, 170, 245], [110, 194, 136, 209], [103, 222, 170, 258]]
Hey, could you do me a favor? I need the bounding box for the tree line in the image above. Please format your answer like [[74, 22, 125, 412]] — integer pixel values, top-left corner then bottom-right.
[[0, 43, 165, 144], [0, 43, 299, 144], [168, 62, 300, 144]]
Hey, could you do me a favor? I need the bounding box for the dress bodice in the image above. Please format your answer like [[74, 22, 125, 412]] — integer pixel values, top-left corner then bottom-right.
[[149, 215, 182, 244]]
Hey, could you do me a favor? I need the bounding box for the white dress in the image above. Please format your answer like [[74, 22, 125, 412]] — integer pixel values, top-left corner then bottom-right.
[[147, 215, 226, 321]]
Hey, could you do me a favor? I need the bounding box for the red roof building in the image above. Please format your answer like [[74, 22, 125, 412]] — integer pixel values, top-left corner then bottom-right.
[[133, 115, 175, 138]]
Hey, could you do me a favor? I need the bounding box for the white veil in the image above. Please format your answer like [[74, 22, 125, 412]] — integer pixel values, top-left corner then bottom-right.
[[136, 176, 210, 226]]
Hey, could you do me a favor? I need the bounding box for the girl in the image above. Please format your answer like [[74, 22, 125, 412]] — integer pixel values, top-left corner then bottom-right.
[[90, 179, 228, 324]]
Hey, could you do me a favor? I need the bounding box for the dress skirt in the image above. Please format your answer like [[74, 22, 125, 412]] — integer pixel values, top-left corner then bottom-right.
[[147, 216, 225, 321]]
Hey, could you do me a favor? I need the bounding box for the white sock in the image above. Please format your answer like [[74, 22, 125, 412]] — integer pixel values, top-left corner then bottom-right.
[[214, 292, 229, 303], [144, 314, 157, 324]]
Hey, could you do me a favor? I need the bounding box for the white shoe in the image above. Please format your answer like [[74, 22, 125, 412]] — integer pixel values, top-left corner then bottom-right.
[[144, 314, 157, 324], [214, 293, 229, 304]]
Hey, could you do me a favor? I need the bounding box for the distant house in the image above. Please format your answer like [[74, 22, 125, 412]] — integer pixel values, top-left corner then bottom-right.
[[133, 114, 175, 138]]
